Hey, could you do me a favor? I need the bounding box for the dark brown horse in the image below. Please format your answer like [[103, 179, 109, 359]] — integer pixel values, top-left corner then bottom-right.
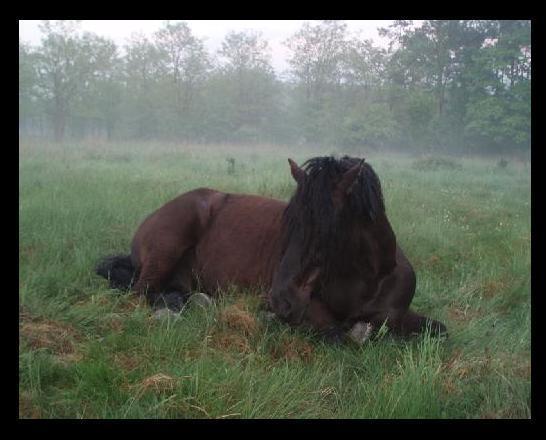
[[96, 155, 447, 343]]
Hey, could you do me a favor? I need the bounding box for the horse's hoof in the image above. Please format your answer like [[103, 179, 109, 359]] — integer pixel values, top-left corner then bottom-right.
[[188, 292, 213, 308], [426, 319, 448, 338], [152, 308, 180, 320], [320, 327, 347, 345], [153, 291, 189, 312], [348, 322, 374, 345]]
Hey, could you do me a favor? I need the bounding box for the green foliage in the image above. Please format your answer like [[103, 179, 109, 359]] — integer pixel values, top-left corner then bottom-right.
[[412, 156, 463, 171], [341, 102, 397, 148], [19, 40, 39, 120], [464, 93, 530, 152], [19, 20, 531, 155], [394, 90, 437, 150], [285, 20, 349, 104]]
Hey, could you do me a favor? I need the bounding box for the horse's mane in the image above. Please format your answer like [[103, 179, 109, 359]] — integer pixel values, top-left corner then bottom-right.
[[281, 155, 385, 276]]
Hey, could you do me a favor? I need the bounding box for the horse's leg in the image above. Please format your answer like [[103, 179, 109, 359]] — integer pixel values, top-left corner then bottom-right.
[[362, 308, 446, 338], [133, 259, 173, 310], [133, 245, 194, 312], [154, 254, 197, 311], [131, 190, 224, 311], [398, 309, 447, 337], [357, 251, 447, 338], [364, 281, 447, 338], [302, 298, 347, 344]]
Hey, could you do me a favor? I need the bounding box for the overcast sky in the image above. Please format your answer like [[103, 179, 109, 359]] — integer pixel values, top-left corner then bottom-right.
[[19, 20, 394, 74]]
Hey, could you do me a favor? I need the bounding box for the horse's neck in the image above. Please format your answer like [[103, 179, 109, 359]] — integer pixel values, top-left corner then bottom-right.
[[329, 216, 397, 279], [272, 232, 304, 287]]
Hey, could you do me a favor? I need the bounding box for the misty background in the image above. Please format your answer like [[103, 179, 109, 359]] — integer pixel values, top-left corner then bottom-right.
[[18, 20, 531, 156]]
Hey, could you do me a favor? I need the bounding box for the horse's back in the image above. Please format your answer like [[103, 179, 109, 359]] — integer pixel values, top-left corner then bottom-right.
[[195, 192, 287, 291], [131, 187, 228, 268], [131, 187, 287, 293]]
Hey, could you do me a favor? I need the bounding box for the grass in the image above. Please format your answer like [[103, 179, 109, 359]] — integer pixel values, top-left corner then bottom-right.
[[19, 139, 531, 419]]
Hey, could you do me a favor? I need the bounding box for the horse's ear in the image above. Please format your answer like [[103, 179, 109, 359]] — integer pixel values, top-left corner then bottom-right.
[[288, 158, 306, 184], [335, 159, 364, 195]]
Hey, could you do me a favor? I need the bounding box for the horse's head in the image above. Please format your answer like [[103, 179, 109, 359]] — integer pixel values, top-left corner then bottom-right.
[[282, 155, 389, 277], [288, 157, 367, 212], [268, 267, 320, 325]]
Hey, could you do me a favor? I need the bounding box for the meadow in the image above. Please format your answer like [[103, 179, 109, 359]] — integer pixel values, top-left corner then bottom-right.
[[18, 140, 531, 419]]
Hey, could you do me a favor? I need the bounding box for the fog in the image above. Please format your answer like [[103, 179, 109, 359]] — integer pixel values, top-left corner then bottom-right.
[[19, 20, 531, 157]]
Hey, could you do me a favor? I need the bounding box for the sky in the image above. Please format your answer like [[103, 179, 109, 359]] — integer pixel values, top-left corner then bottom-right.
[[19, 20, 393, 74]]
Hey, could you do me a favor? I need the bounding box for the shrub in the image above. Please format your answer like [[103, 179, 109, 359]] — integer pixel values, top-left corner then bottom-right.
[[412, 156, 463, 171]]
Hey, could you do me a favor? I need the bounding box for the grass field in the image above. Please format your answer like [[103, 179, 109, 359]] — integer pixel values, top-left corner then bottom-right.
[[18, 139, 531, 419]]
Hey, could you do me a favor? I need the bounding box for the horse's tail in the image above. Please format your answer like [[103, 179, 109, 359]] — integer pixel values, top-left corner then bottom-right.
[[95, 254, 138, 291]]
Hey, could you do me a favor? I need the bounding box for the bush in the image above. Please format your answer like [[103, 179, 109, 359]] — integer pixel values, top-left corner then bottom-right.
[[412, 156, 463, 171]]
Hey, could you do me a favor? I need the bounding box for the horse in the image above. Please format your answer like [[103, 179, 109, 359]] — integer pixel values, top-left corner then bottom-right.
[[96, 155, 447, 343]]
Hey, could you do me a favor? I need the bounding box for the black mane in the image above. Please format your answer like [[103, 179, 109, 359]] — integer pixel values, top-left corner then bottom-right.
[[281, 155, 385, 276]]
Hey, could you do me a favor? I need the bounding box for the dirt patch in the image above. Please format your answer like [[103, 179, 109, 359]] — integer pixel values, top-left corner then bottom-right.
[[427, 254, 441, 266], [73, 294, 144, 315], [482, 279, 509, 299], [96, 313, 125, 333], [208, 302, 260, 355], [116, 296, 146, 313], [218, 304, 258, 337], [19, 391, 42, 419], [513, 358, 531, 379], [20, 244, 41, 260], [441, 349, 493, 380], [439, 352, 464, 395], [211, 332, 251, 354], [106, 315, 124, 332], [19, 313, 83, 364], [270, 334, 314, 362], [441, 349, 463, 372], [494, 352, 531, 380], [441, 378, 460, 395], [113, 352, 142, 373], [133, 373, 180, 395], [447, 305, 482, 323]]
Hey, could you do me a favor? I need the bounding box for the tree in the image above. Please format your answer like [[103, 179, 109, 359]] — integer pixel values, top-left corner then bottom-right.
[[378, 19, 530, 153], [338, 39, 392, 146], [342, 39, 386, 92], [19, 39, 39, 126], [215, 30, 278, 142], [18, 20, 530, 154], [120, 33, 166, 139], [284, 20, 350, 144], [285, 21, 348, 105], [382, 20, 462, 116], [462, 20, 531, 152], [33, 20, 119, 141], [73, 37, 120, 139], [154, 21, 210, 138]]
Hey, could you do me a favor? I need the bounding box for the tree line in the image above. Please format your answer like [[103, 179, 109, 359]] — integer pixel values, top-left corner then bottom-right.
[[19, 20, 531, 154]]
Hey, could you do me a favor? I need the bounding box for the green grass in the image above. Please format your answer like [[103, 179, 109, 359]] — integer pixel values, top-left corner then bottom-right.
[[19, 139, 531, 419]]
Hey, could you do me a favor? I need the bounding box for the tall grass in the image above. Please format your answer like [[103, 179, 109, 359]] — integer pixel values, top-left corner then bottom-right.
[[19, 140, 531, 418]]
